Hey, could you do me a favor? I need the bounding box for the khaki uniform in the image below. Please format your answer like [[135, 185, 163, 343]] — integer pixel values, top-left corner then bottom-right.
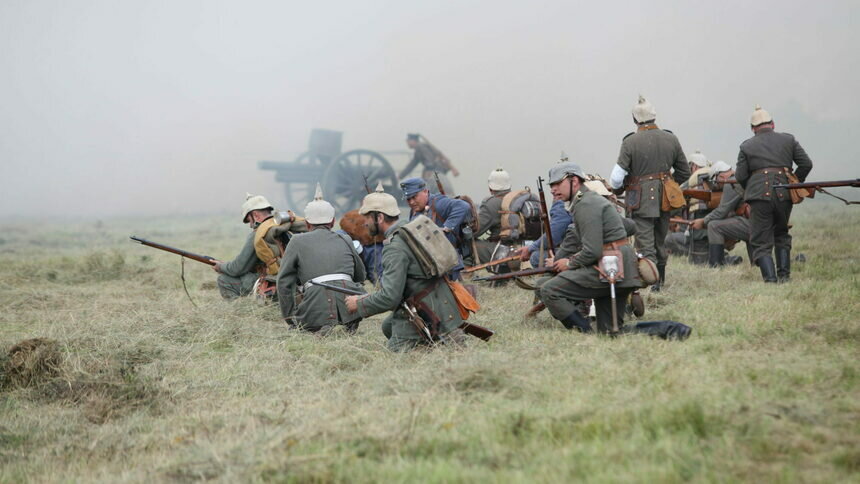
[[276, 228, 366, 332], [400, 142, 454, 194], [736, 127, 813, 262], [474, 191, 509, 264], [539, 186, 641, 333], [356, 222, 464, 352], [617, 124, 691, 266], [217, 232, 263, 299]]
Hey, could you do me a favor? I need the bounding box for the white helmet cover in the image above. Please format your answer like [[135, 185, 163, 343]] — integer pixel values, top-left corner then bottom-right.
[[488, 167, 512, 191], [359, 181, 401, 217], [689, 150, 710, 168], [304, 183, 336, 224], [750, 105, 773, 127], [632, 95, 657, 124], [242, 193, 273, 222]]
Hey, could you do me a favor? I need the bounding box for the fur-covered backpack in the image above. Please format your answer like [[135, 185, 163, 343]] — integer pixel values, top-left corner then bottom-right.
[[499, 188, 542, 241]]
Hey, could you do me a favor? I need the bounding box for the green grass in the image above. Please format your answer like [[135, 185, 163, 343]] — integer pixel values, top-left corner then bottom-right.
[[0, 203, 858, 483]]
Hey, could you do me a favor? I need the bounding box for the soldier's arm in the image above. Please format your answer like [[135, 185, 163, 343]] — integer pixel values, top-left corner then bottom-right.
[[671, 138, 691, 184], [276, 242, 301, 320], [439, 196, 471, 232], [220, 233, 259, 277], [735, 148, 750, 188], [548, 201, 572, 249], [611, 141, 633, 190], [568, 203, 603, 269], [703, 186, 740, 226], [351, 244, 367, 283], [398, 154, 420, 179], [792, 139, 813, 182], [254, 226, 279, 275], [357, 245, 409, 318], [554, 224, 580, 259]]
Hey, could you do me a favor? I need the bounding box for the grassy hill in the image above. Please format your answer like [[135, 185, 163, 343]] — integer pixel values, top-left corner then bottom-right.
[[0, 202, 858, 482]]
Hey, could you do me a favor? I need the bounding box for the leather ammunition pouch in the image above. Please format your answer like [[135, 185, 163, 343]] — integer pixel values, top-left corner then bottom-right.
[[594, 239, 627, 282]]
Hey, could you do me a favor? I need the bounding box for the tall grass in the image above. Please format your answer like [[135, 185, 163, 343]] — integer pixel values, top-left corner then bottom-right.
[[0, 203, 857, 482]]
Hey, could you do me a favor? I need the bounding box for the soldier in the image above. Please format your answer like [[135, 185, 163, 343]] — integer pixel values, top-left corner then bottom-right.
[[474, 168, 512, 265], [736, 106, 813, 282], [400, 133, 459, 195], [276, 185, 366, 333], [691, 161, 750, 267], [516, 198, 572, 268], [212, 194, 274, 299], [344, 185, 467, 352], [400, 177, 471, 280], [538, 163, 641, 333], [610, 95, 691, 291], [664, 150, 712, 262]]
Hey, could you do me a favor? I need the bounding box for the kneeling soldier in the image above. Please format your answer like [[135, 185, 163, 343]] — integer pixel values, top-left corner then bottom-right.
[[345, 185, 466, 352], [212, 193, 275, 299], [277, 185, 366, 333], [691, 161, 751, 267], [539, 163, 642, 333]]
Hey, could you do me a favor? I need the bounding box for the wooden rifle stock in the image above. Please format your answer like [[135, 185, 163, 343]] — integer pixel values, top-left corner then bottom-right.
[[683, 189, 712, 202], [669, 217, 694, 226], [433, 171, 446, 195], [536, 177, 555, 258], [463, 255, 520, 273], [310, 281, 493, 342], [474, 266, 554, 282], [130, 236, 216, 266]]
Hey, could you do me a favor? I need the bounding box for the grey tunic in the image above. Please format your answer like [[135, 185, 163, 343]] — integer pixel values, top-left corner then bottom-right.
[[736, 128, 813, 202], [357, 222, 463, 352], [217, 231, 263, 299], [276, 228, 366, 331], [617, 125, 691, 218], [474, 191, 509, 265]]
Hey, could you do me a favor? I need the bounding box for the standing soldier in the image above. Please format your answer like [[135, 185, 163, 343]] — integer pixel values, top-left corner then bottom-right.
[[276, 185, 366, 333], [474, 168, 512, 265], [212, 193, 275, 299], [691, 161, 750, 267], [400, 133, 460, 195], [610, 95, 690, 291], [539, 163, 642, 333], [736, 106, 813, 282], [344, 185, 467, 352], [400, 177, 471, 280]]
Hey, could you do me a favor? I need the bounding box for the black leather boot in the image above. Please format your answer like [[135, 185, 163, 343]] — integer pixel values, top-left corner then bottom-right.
[[650, 264, 666, 292], [561, 310, 593, 333], [775, 247, 791, 283], [708, 244, 725, 267], [757, 255, 777, 283]]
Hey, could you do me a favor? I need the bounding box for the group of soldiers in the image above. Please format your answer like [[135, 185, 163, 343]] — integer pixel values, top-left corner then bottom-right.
[[210, 97, 813, 351]]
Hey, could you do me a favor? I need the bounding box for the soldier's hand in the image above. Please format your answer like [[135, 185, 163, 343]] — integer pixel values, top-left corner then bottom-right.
[[552, 258, 570, 273], [452, 168, 460, 177], [212, 261, 223, 273], [516, 246, 531, 261], [345, 295, 360, 313], [691, 219, 705, 230]]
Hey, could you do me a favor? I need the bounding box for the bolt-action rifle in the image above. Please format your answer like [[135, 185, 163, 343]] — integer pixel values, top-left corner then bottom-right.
[[309, 281, 494, 342], [130, 236, 216, 266], [473, 266, 555, 283], [773, 178, 860, 206], [536, 176, 555, 259], [463, 254, 520, 273]]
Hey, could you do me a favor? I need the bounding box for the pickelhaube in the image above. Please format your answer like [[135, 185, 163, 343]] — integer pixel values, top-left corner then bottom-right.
[[632, 95, 657, 124], [360, 181, 401, 217], [689, 150, 710, 168], [304, 183, 336, 224], [241, 193, 273, 222], [750, 105, 773, 127], [488, 167, 511, 190]]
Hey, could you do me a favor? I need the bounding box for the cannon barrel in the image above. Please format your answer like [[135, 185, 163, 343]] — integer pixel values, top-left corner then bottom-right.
[[258, 160, 293, 171]]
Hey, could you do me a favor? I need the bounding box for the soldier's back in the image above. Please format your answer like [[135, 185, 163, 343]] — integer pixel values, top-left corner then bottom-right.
[[622, 128, 682, 176]]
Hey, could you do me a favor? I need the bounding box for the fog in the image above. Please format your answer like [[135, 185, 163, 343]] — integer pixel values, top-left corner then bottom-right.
[[1, 0, 858, 218]]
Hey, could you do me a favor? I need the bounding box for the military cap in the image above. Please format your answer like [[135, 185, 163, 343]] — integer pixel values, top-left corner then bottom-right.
[[548, 161, 586, 185], [406, 133, 420, 141], [241, 193, 273, 222], [750, 105, 773, 127], [360, 181, 401, 217], [400, 177, 427, 199]]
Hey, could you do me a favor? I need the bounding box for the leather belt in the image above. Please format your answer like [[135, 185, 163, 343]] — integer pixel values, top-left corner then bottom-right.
[[626, 171, 669, 185], [603, 239, 628, 251], [304, 273, 352, 290]]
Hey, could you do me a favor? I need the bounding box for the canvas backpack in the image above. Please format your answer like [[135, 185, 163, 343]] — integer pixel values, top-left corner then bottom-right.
[[499, 189, 542, 241], [397, 215, 459, 277]]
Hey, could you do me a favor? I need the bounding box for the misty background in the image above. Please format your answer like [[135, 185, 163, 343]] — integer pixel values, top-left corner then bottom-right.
[[1, 0, 858, 219]]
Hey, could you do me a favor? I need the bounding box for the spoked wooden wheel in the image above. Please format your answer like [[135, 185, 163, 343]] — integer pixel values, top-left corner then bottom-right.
[[322, 149, 398, 214]]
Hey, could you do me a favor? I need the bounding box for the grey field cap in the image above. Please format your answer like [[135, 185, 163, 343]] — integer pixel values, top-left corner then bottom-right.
[[548, 161, 586, 184]]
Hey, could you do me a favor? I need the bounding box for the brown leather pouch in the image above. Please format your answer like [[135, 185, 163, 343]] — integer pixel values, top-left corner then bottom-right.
[[661, 177, 686, 210], [624, 184, 642, 210]]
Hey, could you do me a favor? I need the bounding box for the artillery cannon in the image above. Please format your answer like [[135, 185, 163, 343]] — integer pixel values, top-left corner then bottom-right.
[[259, 129, 407, 213]]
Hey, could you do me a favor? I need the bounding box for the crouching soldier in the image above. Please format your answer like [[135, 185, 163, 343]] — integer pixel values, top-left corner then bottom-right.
[[691, 161, 751, 267], [345, 185, 467, 352], [539, 163, 642, 333], [212, 193, 276, 299], [277, 185, 366, 333]]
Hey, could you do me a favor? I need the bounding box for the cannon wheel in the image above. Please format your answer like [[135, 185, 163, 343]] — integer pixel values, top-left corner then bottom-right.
[[322, 149, 398, 214], [283, 151, 328, 208]]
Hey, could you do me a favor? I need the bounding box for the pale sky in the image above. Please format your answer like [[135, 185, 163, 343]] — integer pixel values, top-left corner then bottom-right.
[[1, 0, 857, 217]]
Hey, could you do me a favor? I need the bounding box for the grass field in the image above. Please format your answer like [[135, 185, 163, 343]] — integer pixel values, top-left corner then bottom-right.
[[1, 203, 858, 483]]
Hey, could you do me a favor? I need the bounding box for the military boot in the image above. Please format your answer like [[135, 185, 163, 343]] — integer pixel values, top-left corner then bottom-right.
[[708, 244, 725, 267], [775, 247, 791, 283], [650, 264, 666, 292], [561, 310, 593, 333], [757, 255, 777, 283]]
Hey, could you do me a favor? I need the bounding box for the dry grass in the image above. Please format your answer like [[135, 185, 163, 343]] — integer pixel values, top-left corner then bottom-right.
[[0, 204, 858, 483]]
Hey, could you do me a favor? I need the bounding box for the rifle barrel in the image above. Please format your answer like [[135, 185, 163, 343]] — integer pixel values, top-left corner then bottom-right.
[[773, 179, 860, 189], [463, 254, 520, 273], [129, 236, 216, 266], [536, 177, 555, 258], [474, 266, 554, 282]]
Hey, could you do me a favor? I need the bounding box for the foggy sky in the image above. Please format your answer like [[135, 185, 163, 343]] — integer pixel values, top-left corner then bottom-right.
[[1, 0, 858, 218]]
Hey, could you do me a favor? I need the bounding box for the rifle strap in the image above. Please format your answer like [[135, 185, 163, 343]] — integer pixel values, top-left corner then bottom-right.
[[180, 257, 199, 309], [406, 278, 443, 338]]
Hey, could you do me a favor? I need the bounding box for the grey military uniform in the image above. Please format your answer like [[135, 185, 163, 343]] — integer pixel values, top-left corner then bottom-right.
[[400, 142, 455, 195], [276, 227, 366, 332], [356, 222, 465, 352], [217, 232, 262, 299], [736, 127, 813, 262], [539, 186, 641, 333], [474, 191, 509, 264], [617, 124, 691, 267], [703, 183, 750, 247]]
